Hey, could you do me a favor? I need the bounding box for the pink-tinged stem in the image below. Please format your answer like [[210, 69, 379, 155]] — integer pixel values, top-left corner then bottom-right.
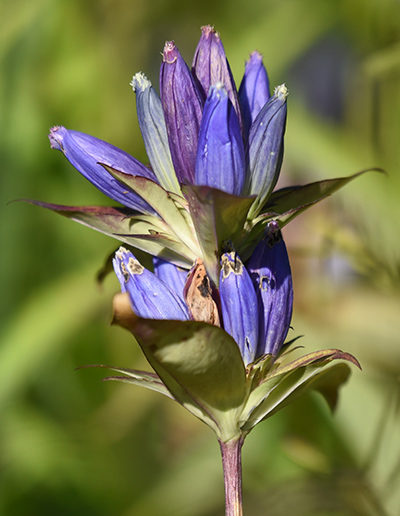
[[219, 437, 244, 516]]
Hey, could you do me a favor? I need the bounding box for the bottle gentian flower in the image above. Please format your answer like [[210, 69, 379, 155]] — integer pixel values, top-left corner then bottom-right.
[[39, 24, 372, 284], [29, 24, 373, 516]]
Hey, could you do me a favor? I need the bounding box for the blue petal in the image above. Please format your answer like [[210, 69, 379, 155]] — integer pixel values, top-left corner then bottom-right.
[[238, 51, 270, 138], [49, 126, 156, 213], [246, 223, 293, 357], [220, 252, 259, 365], [131, 72, 181, 194], [245, 85, 288, 217], [153, 256, 188, 302], [195, 84, 245, 195], [192, 25, 242, 127], [160, 41, 204, 184], [113, 248, 189, 320]]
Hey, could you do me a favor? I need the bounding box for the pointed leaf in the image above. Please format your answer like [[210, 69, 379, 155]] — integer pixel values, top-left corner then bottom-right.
[[116, 311, 247, 440], [26, 200, 195, 267], [182, 185, 254, 284], [259, 168, 384, 226], [103, 166, 201, 255], [82, 364, 174, 399], [240, 351, 358, 432]]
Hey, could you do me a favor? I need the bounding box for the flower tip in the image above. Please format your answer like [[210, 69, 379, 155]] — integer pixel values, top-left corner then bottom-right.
[[200, 24, 217, 38], [248, 50, 263, 63], [274, 83, 288, 101], [163, 40, 178, 64], [130, 72, 151, 93], [48, 125, 66, 151]]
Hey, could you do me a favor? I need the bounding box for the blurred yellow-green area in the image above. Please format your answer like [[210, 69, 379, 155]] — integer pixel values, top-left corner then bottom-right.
[[1, 0, 400, 514]]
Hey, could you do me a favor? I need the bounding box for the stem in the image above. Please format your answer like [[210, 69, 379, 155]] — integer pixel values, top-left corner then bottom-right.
[[219, 437, 244, 516]]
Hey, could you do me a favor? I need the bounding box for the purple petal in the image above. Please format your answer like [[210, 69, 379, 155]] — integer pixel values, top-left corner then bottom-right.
[[246, 223, 293, 357], [153, 256, 188, 302], [113, 247, 189, 320], [220, 252, 259, 365], [245, 85, 288, 216], [160, 41, 204, 184], [49, 126, 156, 213], [195, 84, 245, 195], [238, 51, 270, 138], [192, 25, 242, 128]]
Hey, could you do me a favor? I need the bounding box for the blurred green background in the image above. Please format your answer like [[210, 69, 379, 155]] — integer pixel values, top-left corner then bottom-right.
[[1, 0, 400, 514]]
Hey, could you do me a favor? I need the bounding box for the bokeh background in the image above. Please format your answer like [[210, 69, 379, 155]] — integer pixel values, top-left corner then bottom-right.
[[1, 0, 400, 514]]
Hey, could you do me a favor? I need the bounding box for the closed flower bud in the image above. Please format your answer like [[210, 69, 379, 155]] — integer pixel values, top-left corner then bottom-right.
[[113, 247, 189, 320], [195, 83, 245, 195], [247, 223, 293, 356], [49, 126, 155, 213], [220, 252, 259, 365]]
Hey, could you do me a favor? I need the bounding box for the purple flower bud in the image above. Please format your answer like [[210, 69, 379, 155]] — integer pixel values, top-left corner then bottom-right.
[[160, 41, 204, 184], [131, 72, 180, 194], [113, 247, 189, 320], [245, 84, 288, 217], [195, 84, 245, 195], [153, 256, 188, 302], [220, 252, 259, 365], [247, 223, 293, 356], [49, 126, 156, 213], [238, 51, 270, 138], [192, 25, 242, 127]]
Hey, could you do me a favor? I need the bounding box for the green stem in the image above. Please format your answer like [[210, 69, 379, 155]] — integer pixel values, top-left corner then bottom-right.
[[219, 437, 244, 516]]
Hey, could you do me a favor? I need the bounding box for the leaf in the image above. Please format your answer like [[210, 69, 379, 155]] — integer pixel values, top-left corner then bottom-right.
[[102, 166, 201, 255], [117, 313, 247, 440], [241, 361, 352, 432], [259, 168, 385, 226], [240, 348, 360, 432], [182, 185, 255, 284], [79, 364, 174, 399], [25, 200, 195, 267], [265, 348, 361, 380]]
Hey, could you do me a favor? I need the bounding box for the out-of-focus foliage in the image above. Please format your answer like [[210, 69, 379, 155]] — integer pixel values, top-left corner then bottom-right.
[[1, 0, 399, 514]]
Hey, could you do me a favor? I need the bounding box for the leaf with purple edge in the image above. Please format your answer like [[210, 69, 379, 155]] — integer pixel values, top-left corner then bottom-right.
[[258, 168, 385, 227], [26, 200, 195, 267], [182, 184, 254, 284]]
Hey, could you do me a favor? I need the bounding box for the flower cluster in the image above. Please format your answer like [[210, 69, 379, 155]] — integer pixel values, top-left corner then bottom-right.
[[39, 25, 363, 443], [49, 25, 287, 220], [113, 219, 292, 366]]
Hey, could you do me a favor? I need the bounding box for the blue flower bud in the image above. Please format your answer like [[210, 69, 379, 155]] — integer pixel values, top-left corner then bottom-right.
[[153, 256, 188, 302], [192, 25, 242, 126], [160, 41, 204, 184], [131, 72, 180, 194], [49, 126, 155, 213], [247, 223, 293, 356], [238, 51, 270, 138], [245, 85, 288, 217], [113, 247, 189, 320], [220, 252, 259, 365], [195, 84, 245, 195]]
